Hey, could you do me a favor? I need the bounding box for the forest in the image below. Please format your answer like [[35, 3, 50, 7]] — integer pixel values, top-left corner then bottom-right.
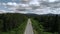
[[0, 13, 28, 34], [0, 13, 59, 34], [31, 14, 59, 34]]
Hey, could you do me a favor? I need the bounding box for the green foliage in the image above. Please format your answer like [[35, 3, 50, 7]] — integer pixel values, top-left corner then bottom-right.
[[0, 13, 28, 34], [31, 19, 58, 34], [31, 19, 43, 34], [31, 14, 59, 34], [0, 20, 3, 31], [0, 21, 27, 34]]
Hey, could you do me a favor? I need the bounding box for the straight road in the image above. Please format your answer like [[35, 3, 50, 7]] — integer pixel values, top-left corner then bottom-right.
[[24, 19, 34, 34]]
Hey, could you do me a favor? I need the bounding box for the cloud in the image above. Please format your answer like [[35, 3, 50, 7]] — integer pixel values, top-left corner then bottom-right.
[[1, 2, 19, 11], [0, 0, 60, 14], [0, 10, 7, 13], [7, 2, 17, 6], [29, 0, 39, 5], [41, 0, 59, 2], [0, 2, 31, 12]]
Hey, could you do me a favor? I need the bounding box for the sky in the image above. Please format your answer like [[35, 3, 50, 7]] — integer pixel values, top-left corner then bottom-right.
[[0, 0, 60, 14]]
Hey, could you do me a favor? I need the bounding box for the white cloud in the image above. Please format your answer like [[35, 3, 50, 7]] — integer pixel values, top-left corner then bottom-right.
[[41, 0, 59, 2], [48, 0, 59, 2], [49, 0, 56, 2], [29, 0, 39, 5], [7, 2, 18, 6]]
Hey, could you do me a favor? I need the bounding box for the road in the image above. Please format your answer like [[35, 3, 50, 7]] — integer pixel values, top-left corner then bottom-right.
[[24, 19, 34, 34]]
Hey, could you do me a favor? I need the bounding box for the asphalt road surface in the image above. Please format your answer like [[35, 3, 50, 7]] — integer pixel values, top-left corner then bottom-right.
[[24, 19, 34, 34]]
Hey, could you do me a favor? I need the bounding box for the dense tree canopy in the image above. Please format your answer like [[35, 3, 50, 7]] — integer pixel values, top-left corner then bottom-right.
[[0, 13, 28, 32], [31, 14, 59, 33]]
